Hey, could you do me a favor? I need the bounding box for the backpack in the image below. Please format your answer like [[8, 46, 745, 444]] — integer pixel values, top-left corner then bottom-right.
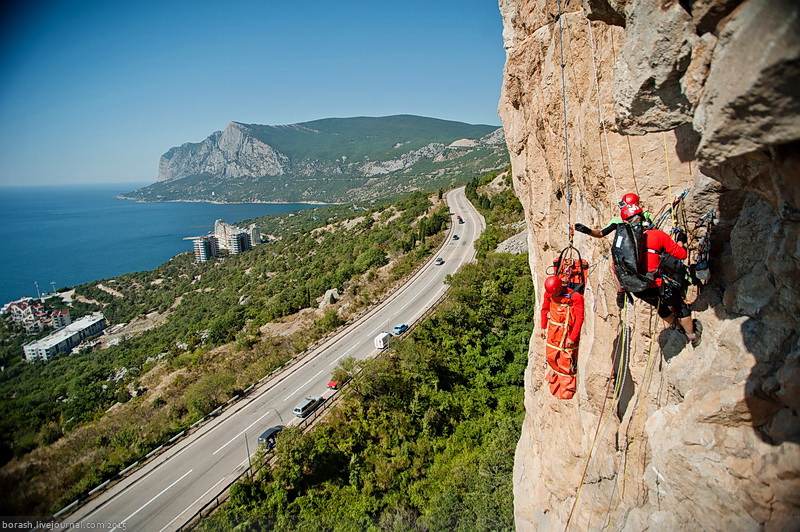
[[611, 221, 653, 292]]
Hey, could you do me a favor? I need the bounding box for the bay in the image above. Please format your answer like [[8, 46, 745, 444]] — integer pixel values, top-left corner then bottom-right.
[[0, 183, 317, 304]]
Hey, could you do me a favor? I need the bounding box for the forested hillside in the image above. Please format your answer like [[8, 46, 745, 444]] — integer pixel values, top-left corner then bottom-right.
[[198, 171, 531, 530], [123, 115, 509, 203], [0, 191, 452, 516]]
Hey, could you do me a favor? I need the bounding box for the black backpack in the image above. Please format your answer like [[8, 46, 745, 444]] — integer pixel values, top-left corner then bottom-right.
[[611, 221, 653, 292]]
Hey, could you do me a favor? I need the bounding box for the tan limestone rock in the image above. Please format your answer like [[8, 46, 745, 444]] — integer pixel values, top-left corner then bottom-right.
[[498, 0, 800, 529]]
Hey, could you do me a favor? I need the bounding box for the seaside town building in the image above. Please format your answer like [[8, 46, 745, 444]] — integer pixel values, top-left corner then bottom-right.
[[185, 219, 259, 262], [227, 231, 252, 255], [23, 312, 107, 362], [248, 224, 261, 246], [191, 235, 220, 263], [52, 309, 71, 328], [7, 300, 35, 324], [3, 298, 72, 335]]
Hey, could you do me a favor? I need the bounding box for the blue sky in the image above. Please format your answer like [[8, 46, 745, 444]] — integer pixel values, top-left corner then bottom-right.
[[0, 1, 505, 186]]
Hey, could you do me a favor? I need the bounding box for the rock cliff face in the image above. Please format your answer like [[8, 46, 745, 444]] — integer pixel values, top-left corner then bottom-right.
[[158, 122, 290, 182], [497, 0, 799, 529]]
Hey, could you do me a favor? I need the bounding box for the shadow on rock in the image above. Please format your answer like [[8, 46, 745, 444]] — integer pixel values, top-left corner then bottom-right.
[[612, 324, 635, 421], [658, 328, 687, 363]]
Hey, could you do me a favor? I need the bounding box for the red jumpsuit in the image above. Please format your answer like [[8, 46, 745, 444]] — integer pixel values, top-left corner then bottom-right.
[[541, 288, 585, 399]]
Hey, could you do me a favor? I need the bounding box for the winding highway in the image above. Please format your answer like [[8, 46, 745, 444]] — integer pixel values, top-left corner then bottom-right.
[[63, 187, 484, 531]]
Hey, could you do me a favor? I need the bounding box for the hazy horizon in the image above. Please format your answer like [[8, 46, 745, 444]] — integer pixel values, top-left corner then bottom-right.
[[0, 1, 505, 187]]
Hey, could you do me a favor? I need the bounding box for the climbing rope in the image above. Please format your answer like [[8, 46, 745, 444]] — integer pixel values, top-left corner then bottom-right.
[[663, 132, 677, 229], [564, 297, 631, 531], [557, 0, 573, 245], [586, 19, 619, 201], [603, 300, 662, 528]]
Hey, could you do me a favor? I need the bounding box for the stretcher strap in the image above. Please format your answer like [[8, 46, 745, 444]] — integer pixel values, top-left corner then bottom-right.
[[546, 362, 577, 377], [546, 342, 578, 352]]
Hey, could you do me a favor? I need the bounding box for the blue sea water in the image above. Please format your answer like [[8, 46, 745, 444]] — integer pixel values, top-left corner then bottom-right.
[[0, 183, 317, 304]]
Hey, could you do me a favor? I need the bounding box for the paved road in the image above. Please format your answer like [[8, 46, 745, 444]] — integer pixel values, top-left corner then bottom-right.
[[64, 187, 484, 531]]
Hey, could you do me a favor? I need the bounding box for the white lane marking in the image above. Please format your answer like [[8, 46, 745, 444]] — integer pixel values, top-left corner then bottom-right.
[[331, 345, 357, 365], [284, 369, 323, 401], [397, 271, 441, 315], [159, 475, 227, 532], [213, 411, 274, 455], [112, 469, 193, 530]]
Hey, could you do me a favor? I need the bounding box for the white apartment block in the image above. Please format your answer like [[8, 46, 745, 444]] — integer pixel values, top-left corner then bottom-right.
[[226, 231, 251, 255], [23, 313, 107, 362], [185, 219, 255, 261], [192, 235, 220, 263]]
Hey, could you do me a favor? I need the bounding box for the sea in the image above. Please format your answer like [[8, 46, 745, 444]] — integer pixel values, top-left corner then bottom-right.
[[0, 183, 318, 304]]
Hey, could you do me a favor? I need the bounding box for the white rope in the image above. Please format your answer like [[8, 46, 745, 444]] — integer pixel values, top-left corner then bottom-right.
[[557, 0, 573, 243], [586, 18, 618, 201]]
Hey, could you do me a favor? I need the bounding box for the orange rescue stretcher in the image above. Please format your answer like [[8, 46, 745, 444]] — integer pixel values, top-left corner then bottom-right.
[[545, 297, 579, 399]]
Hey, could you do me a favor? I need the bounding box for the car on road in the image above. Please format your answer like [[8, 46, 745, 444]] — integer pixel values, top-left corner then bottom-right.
[[452, 234, 459, 240], [327, 377, 351, 390], [434, 257, 445, 265], [293, 396, 324, 418], [392, 323, 409, 335], [258, 425, 284, 449]]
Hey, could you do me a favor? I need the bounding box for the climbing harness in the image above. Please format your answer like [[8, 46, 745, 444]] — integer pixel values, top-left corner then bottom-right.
[[649, 191, 716, 305], [549, 245, 589, 295]]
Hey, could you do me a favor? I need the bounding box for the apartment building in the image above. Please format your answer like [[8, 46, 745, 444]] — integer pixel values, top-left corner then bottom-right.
[[185, 219, 257, 262], [23, 313, 107, 362], [226, 231, 252, 255], [192, 235, 220, 263]]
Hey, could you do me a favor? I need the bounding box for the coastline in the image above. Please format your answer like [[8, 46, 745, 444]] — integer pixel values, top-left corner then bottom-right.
[[2, 186, 324, 303], [116, 195, 338, 206]]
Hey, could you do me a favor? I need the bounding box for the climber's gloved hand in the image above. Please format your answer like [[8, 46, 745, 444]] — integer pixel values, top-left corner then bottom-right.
[[616, 290, 629, 309], [574, 223, 592, 235], [675, 231, 688, 244]]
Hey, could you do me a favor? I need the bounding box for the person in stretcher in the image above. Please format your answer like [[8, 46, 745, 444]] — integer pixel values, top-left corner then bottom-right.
[[540, 275, 585, 399]]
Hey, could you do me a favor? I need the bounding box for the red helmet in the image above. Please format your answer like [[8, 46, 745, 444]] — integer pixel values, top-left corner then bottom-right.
[[621, 193, 639, 205], [620, 203, 643, 221], [544, 276, 565, 294]]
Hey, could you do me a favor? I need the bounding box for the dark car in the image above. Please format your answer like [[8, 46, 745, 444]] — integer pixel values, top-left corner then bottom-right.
[[258, 425, 284, 449], [452, 234, 460, 240]]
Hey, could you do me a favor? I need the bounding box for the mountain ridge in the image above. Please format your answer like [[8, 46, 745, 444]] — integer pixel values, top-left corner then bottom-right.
[[125, 115, 507, 204]]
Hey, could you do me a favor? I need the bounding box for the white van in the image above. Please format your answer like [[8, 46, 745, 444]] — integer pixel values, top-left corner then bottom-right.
[[374, 332, 391, 349], [293, 396, 323, 418]]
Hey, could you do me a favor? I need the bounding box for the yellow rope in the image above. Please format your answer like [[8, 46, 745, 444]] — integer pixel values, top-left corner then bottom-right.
[[663, 132, 676, 229], [565, 297, 630, 531], [604, 299, 661, 529], [586, 19, 618, 201]]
